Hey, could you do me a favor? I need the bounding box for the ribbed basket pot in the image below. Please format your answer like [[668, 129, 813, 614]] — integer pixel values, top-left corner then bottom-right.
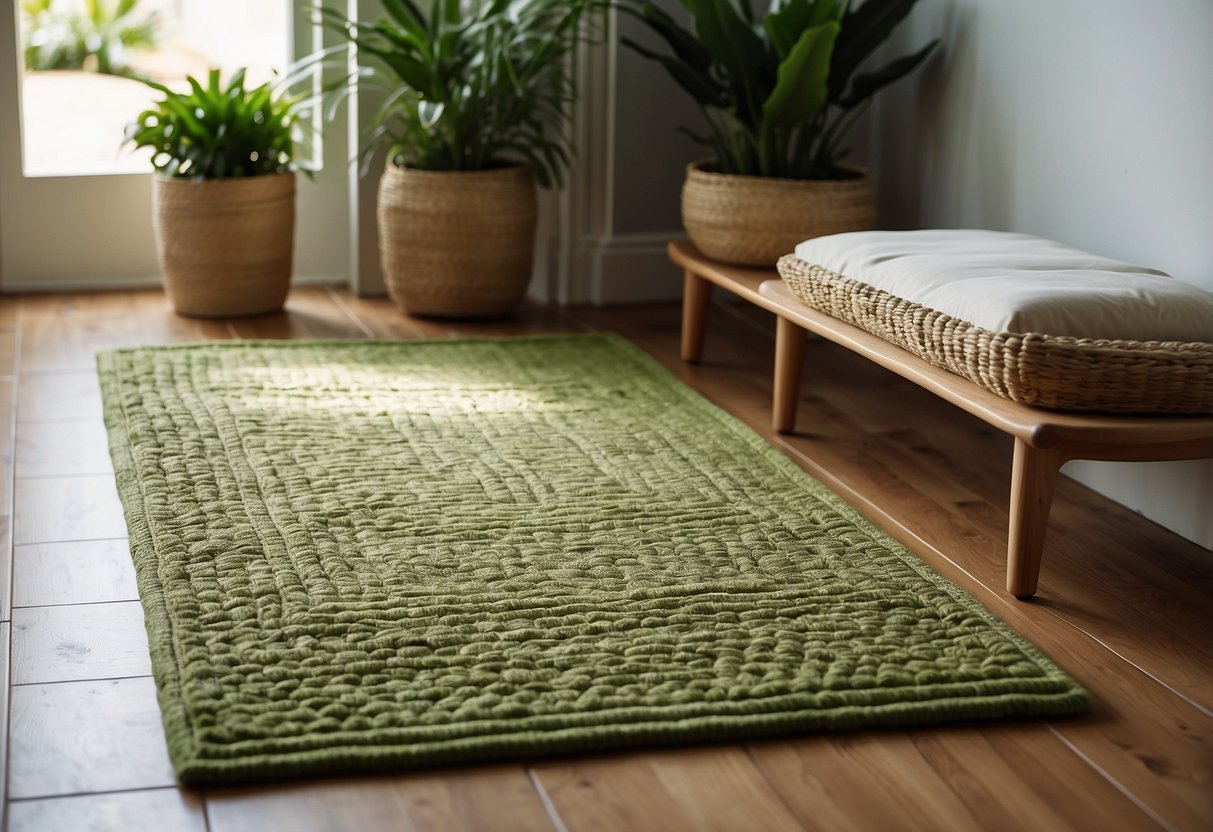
[[682, 161, 876, 267], [152, 173, 295, 317], [378, 163, 538, 317]]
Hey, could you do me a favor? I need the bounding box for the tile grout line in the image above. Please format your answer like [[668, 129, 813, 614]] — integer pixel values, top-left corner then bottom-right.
[[12, 536, 127, 550], [7, 784, 187, 804], [13, 471, 115, 481], [15, 367, 98, 377], [1043, 616, 1213, 720], [10, 673, 154, 690], [526, 768, 570, 832], [3, 307, 21, 610], [740, 744, 812, 831], [322, 284, 378, 339], [13, 471, 114, 480], [1045, 725, 1176, 832], [13, 597, 141, 612], [12, 538, 129, 550], [1, 621, 8, 832], [3, 299, 26, 831]]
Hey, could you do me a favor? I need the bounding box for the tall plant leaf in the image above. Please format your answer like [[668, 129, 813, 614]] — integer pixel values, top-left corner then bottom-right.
[[678, 0, 770, 124], [622, 37, 727, 107], [618, 2, 712, 72], [829, 0, 924, 101], [380, 0, 427, 31], [322, 0, 593, 184], [21, 0, 160, 75], [760, 21, 838, 127], [837, 37, 937, 108], [124, 67, 313, 179], [765, 0, 843, 59]]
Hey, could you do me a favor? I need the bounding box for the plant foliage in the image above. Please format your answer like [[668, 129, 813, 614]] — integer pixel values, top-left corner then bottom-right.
[[123, 68, 315, 179], [322, 0, 593, 188], [621, 0, 938, 179], [21, 0, 160, 76]]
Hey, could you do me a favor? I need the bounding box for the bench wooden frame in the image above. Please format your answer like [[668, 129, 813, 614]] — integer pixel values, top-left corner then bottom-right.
[[671, 240, 1213, 598]]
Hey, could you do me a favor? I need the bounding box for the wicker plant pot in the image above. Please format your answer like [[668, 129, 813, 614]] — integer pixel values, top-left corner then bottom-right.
[[152, 173, 295, 317], [681, 161, 876, 267], [378, 163, 538, 317]]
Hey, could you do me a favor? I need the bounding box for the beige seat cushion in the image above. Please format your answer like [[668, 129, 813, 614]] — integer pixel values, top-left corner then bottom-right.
[[793, 230, 1213, 342], [778, 230, 1213, 413]]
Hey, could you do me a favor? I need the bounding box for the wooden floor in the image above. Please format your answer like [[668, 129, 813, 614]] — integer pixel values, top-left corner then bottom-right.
[[0, 286, 1209, 831]]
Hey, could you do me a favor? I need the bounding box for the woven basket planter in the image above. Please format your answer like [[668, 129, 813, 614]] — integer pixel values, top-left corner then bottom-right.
[[152, 173, 295, 318], [378, 163, 538, 318], [682, 162, 876, 267]]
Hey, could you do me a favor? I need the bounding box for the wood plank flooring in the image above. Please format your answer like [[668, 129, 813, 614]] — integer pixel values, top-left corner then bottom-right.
[[0, 285, 1210, 831]]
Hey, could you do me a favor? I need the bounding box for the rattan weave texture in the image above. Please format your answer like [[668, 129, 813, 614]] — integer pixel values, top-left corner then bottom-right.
[[681, 163, 875, 267], [99, 336, 1087, 784], [778, 256, 1213, 414], [152, 173, 294, 318], [378, 164, 537, 317]]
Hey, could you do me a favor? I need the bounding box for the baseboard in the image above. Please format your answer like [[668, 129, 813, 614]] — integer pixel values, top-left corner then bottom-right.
[[592, 232, 687, 305], [0, 274, 348, 293]]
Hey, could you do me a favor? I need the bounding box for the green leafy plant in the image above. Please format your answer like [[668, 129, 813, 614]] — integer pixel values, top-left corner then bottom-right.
[[123, 68, 315, 179], [622, 0, 938, 179], [21, 0, 160, 76], [322, 0, 592, 188]]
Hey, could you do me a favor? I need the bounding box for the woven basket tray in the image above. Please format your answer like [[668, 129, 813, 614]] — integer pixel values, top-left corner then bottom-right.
[[682, 163, 875, 267], [777, 255, 1213, 414]]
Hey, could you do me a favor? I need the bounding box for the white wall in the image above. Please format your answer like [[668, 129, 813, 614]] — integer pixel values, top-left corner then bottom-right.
[[547, 3, 701, 305], [868, 0, 1213, 547]]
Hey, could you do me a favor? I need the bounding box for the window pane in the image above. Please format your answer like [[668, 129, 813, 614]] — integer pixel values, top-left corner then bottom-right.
[[17, 0, 291, 177]]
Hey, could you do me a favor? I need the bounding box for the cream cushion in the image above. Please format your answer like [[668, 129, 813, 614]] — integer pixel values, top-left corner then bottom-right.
[[793, 230, 1213, 342]]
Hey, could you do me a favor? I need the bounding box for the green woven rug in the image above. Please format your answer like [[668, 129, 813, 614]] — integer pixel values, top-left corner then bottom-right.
[[99, 335, 1087, 784]]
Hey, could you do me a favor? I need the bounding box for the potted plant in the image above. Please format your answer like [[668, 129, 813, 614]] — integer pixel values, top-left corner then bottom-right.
[[622, 0, 938, 266], [323, 0, 591, 318], [22, 0, 161, 76], [123, 68, 313, 317]]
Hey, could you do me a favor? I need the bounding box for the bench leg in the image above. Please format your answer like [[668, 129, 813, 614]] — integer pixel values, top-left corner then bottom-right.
[[681, 269, 712, 363], [773, 316, 806, 434], [1007, 438, 1062, 598]]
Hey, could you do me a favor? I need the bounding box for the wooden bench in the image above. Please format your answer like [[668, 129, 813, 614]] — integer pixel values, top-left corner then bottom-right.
[[671, 240, 1213, 598]]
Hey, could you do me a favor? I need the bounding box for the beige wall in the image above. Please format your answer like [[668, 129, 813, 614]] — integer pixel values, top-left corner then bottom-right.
[[866, 0, 1213, 547]]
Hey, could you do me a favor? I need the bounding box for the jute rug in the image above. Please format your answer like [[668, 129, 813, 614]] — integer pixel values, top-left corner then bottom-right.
[[99, 335, 1087, 784]]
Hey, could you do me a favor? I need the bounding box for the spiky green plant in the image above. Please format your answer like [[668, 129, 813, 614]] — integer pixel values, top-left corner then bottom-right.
[[123, 68, 315, 179], [322, 0, 593, 188], [621, 0, 938, 179], [21, 0, 160, 76]]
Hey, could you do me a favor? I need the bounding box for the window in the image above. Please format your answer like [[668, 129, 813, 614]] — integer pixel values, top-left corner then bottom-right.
[[17, 0, 291, 177]]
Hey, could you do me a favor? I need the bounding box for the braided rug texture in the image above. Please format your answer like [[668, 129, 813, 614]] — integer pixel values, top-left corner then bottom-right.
[[98, 335, 1088, 784]]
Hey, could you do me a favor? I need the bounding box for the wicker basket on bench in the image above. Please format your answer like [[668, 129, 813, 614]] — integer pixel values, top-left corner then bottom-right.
[[778, 230, 1213, 415]]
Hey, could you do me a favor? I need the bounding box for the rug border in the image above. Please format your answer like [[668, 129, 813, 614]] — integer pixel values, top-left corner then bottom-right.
[[97, 334, 1089, 786]]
